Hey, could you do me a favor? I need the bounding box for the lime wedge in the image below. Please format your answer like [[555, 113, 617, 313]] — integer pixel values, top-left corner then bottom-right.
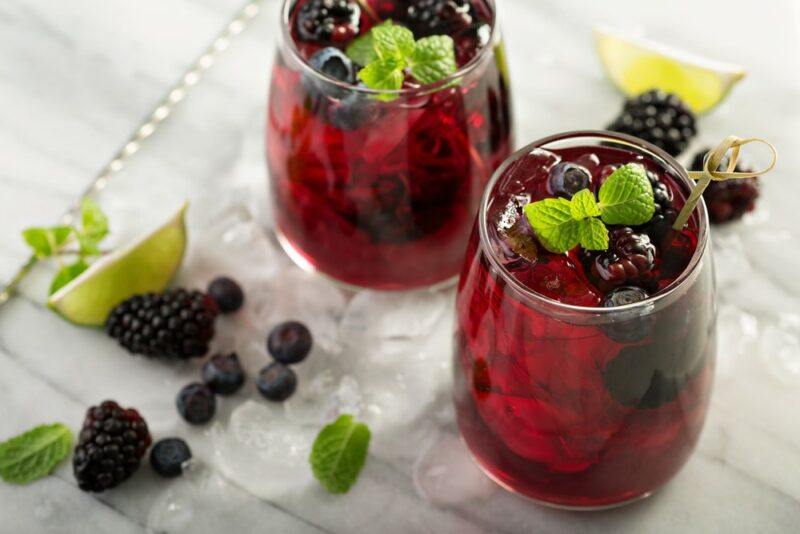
[[595, 28, 746, 113], [48, 202, 188, 326]]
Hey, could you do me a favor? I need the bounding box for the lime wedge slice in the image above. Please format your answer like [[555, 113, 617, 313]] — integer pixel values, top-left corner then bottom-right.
[[595, 28, 746, 114], [48, 202, 188, 326]]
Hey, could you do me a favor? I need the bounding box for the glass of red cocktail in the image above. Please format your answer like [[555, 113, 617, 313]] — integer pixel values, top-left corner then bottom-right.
[[267, 0, 513, 290], [454, 131, 716, 509]]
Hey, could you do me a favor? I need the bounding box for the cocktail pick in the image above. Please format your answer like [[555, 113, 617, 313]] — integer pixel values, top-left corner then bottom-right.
[[673, 136, 777, 230]]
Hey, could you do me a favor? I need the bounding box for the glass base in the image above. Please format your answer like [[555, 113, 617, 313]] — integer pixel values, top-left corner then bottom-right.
[[275, 228, 458, 293], [461, 436, 656, 511]]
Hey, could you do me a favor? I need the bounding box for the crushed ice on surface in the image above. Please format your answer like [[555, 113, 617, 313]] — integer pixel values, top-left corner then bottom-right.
[[413, 432, 497, 506]]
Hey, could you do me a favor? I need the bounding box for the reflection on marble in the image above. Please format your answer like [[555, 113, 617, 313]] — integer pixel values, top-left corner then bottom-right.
[[1, 0, 800, 532]]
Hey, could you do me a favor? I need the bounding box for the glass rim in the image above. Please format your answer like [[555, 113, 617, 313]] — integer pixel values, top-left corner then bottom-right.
[[477, 130, 711, 315], [279, 0, 499, 97]]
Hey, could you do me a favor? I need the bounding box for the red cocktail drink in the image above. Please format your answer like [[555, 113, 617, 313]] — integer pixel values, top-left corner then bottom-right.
[[454, 132, 716, 508], [267, 0, 513, 289]]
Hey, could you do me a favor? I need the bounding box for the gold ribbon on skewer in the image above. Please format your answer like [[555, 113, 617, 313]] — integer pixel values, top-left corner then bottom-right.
[[673, 136, 778, 230]]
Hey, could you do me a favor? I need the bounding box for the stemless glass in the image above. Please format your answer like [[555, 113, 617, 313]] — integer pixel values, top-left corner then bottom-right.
[[266, 0, 513, 290], [453, 132, 717, 509]]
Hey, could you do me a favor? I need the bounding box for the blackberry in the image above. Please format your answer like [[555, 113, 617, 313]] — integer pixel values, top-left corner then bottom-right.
[[176, 383, 216, 425], [690, 148, 761, 223], [295, 0, 361, 44], [406, 0, 473, 37], [105, 289, 219, 360], [257, 363, 298, 402], [583, 227, 656, 292], [268, 321, 313, 364], [608, 90, 697, 157], [207, 277, 244, 314], [150, 438, 192, 478], [640, 170, 676, 242], [73, 400, 151, 492], [202, 353, 245, 396]]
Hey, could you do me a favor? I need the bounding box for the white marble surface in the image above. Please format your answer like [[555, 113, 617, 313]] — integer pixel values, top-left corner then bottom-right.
[[1, 0, 800, 532]]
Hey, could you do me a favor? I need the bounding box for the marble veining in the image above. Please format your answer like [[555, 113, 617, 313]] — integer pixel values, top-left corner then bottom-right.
[[1, 0, 800, 532]]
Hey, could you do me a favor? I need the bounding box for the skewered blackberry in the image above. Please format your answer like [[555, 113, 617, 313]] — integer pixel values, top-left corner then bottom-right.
[[690, 148, 761, 223]]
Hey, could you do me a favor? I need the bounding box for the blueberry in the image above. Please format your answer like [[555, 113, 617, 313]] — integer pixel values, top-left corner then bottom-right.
[[327, 90, 379, 130], [257, 363, 297, 402], [547, 162, 592, 198], [176, 383, 216, 425], [267, 321, 313, 364], [150, 438, 192, 478], [207, 277, 244, 314], [602, 286, 649, 308], [202, 353, 245, 396], [303, 47, 355, 99], [601, 286, 654, 343]]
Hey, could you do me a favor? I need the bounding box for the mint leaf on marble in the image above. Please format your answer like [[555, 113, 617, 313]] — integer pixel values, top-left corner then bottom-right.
[[310, 415, 371, 494], [408, 35, 457, 85], [77, 198, 108, 255], [0, 423, 73, 484], [22, 226, 73, 258], [598, 163, 655, 226]]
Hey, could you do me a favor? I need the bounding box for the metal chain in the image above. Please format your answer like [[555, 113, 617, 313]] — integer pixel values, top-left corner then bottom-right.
[[0, 0, 263, 308]]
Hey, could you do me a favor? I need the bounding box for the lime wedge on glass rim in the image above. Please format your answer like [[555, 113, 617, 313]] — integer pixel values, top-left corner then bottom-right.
[[594, 27, 746, 113], [48, 202, 188, 326]]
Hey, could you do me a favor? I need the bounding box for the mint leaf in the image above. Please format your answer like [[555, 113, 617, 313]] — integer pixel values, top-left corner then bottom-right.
[[346, 20, 394, 66], [598, 163, 655, 225], [523, 198, 581, 253], [409, 35, 457, 85], [310, 414, 371, 494], [49, 260, 89, 295], [372, 23, 414, 61], [80, 198, 108, 242], [22, 226, 73, 258], [0, 423, 72, 484], [358, 57, 405, 100], [570, 189, 601, 219], [578, 217, 609, 250]]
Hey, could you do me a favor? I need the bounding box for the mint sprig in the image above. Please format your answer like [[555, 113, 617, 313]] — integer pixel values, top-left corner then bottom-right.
[[598, 164, 655, 225], [0, 423, 73, 484], [524, 163, 655, 253], [21, 198, 110, 295], [309, 414, 371, 494], [348, 20, 457, 98]]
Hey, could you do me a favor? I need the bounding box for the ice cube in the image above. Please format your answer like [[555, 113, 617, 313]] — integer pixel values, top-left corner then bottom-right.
[[712, 232, 753, 289], [340, 290, 448, 355], [716, 305, 759, 382], [208, 400, 316, 499], [413, 432, 497, 506], [497, 148, 560, 196]]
